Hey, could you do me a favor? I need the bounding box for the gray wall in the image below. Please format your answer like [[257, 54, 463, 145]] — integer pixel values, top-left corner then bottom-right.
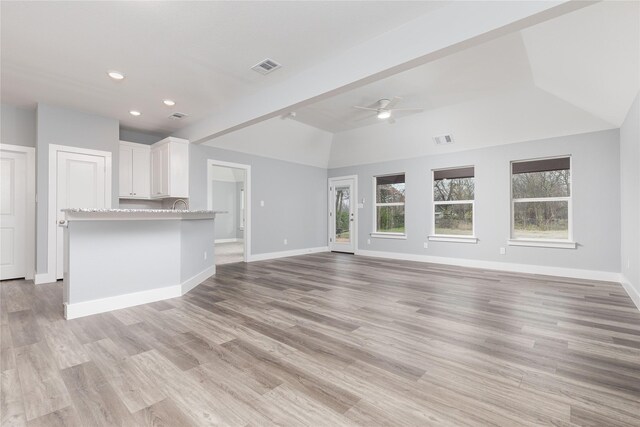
[[190, 144, 328, 255], [36, 104, 119, 273], [211, 180, 238, 240], [119, 128, 165, 145], [1, 103, 36, 147], [620, 93, 639, 295], [329, 129, 621, 273]]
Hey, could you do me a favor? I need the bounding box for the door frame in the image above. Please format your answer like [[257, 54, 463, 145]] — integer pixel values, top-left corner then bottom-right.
[[0, 144, 36, 280], [328, 175, 358, 254], [43, 144, 112, 284], [207, 159, 251, 263]]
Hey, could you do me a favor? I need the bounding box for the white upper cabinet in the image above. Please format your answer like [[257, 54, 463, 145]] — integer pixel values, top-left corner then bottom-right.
[[119, 141, 150, 199], [150, 137, 189, 199]]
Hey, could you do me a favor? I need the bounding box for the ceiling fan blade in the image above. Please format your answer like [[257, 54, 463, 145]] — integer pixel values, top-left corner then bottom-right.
[[390, 108, 424, 112], [387, 116, 396, 124], [386, 96, 403, 110], [353, 106, 378, 111]]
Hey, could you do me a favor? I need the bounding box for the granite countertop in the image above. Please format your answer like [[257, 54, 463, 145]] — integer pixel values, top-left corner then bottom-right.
[[61, 208, 226, 221], [62, 208, 219, 214]]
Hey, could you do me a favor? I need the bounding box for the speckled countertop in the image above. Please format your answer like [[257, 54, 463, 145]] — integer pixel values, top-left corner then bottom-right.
[[62, 208, 220, 214]]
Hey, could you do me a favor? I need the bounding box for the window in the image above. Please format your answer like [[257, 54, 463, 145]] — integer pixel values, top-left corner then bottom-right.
[[510, 156, 574, 248], [430, 167, 476, 242], [373, 173, 405, 237]]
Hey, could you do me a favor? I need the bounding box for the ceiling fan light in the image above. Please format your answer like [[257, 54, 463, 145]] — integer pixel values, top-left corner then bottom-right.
[[377, 110, 391, 119]]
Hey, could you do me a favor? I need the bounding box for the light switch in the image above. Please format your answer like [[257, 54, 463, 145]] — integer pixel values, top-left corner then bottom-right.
[[260, 200, 265, 207]]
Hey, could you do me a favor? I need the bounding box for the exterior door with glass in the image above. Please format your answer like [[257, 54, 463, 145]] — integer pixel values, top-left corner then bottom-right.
[[329, 177, 356, 253]]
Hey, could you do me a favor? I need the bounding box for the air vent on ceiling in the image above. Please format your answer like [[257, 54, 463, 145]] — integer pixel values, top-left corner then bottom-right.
[[251, 58, 282, 75], [433, 134, 454, 145], [168, 112, 188, 120]]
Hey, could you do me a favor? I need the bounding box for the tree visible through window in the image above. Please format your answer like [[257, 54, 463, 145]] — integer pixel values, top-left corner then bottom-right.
[[511, 157, 571, 240], [433, 167, 475, 236], [375, 174, 405, 234]]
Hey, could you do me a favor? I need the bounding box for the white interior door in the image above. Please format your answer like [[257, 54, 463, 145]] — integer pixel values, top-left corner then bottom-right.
[[329, 177, 356, 253], [0, 150, 27, 280], [56, 151, 107, 278]]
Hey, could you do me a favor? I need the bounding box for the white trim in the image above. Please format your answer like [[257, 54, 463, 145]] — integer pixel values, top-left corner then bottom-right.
[[428, 235, 478, 244], [508, 239, 576, 249], [181, 265, 216, 294], [47, 144, 113, 282], [328, 175, 358, 254], [215, 238, 242, 244], [207, 159, 251, 263], [370, 232, 407, 240], [63, 264, 216, 319], [354, 249, 621, 282], [248, 246, 329, 262], [34, 272, 57, 285], [64, 285, 182, 320], [620, 274, 640, 312], [0, 144, 36, 280]]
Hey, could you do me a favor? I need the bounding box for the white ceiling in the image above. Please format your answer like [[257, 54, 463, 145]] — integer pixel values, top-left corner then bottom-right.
[[210, 165, 245, 183], [0, 1, 443, 133], [294, 0, 640, 134]]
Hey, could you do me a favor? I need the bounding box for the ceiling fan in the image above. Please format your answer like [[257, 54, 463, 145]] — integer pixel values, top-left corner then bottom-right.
[[353, 97, 424, 124]]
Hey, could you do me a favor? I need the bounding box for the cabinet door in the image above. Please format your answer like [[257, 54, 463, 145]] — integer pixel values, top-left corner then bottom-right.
[[119, 146, 132, 197], [151, 144, 169, 198], [131, 147, 150, 198]]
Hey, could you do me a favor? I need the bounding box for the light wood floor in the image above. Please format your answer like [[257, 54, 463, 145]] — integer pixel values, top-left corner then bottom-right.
[[2, 253, 640, 426]]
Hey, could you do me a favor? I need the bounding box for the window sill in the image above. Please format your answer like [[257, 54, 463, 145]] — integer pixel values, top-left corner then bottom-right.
[[508, 239, 577, 249], [370, 232, 407, 240], [428, 235, 478, 244]]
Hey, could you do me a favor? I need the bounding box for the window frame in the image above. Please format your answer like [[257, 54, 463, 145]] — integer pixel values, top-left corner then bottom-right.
[[428, 166, 478, 244], [371, 173, 407, 239], [508, 155, 576, 249]]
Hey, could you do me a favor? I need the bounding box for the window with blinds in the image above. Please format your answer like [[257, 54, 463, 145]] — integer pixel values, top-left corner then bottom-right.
[[511, 157, 571, 240], [432, 166, 475, 236]]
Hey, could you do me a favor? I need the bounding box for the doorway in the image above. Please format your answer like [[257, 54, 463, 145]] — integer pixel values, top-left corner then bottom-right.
[[329, 176, 357, 254], [207, 159, 251, 265], [0, 144, 35, 281], [48, 145, 112, 281]]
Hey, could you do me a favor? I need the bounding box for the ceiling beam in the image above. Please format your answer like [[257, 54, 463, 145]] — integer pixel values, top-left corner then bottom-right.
[[175, 1, 595, 144]]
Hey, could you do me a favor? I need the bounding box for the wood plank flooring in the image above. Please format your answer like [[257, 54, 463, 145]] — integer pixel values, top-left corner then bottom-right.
[[2, 253, 640, 426]]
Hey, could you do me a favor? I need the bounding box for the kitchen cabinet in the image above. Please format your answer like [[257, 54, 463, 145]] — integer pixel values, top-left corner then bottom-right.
[[119, 141, 150, 199], [150, 137, 189, 199]]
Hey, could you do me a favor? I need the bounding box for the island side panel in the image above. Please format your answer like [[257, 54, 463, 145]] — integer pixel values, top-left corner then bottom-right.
[[65, 219, 181, 304], [180, 218, 216, 292]]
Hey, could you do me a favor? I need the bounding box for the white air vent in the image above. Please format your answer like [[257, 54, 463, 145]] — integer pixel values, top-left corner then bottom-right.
[[433, 134, 454, 145], [168, 112, 188, 120], [251, 58, 282, 75]]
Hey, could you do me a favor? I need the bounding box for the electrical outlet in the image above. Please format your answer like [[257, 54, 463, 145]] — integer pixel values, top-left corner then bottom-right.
[[260, 200, 265, 207], [423, 242, 428, 249], [204, 251, 207, 260], [367, 239, 371, 245], [284, 238, 288, 245], [499, 247, 506, 255]]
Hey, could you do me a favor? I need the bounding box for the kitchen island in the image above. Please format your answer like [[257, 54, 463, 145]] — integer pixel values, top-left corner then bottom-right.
[[61, 208, 224, 319]]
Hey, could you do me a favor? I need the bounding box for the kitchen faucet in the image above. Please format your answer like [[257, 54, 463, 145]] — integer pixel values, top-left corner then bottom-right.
[[172, 199, 188, 210]]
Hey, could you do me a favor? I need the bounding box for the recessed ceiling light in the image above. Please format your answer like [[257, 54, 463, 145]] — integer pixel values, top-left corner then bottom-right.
[[129, 110, 141, 116], [163, 99, 176, 106], [107, 71, 125, 80]]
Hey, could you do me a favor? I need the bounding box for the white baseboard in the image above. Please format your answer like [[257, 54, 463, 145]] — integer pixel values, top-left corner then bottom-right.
[[355, 249, 621, 282], [64, 285, 182, 320], [249, 246, 329, 262], [181, 265, 216, 294], [34, 272, 57, 285], [215, 238, 243, 244], [65, 265, 217, 319], [620, 275, 640, 311]]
